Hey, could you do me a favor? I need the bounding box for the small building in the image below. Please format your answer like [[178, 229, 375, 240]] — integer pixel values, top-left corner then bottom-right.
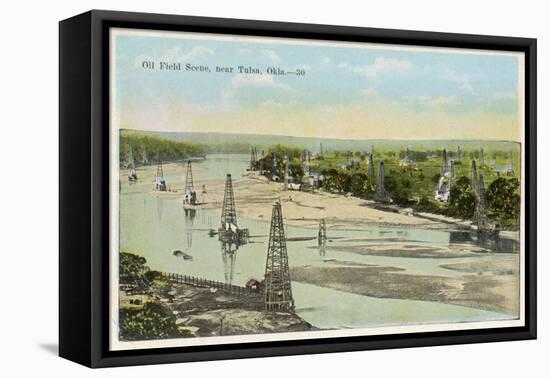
[[494, 165, 514, 176], [308, 170, 323, 188], [245, 277, 265, 293]]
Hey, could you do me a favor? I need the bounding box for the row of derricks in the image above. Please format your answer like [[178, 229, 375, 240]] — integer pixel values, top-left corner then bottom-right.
[[152, 158, 297, 313]]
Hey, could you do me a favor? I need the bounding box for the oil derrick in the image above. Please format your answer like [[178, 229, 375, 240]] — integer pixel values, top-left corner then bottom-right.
[[283, 154, 289, 191], [259, 149, 265, 172], [264, 202, 294, 312], [272, 152, 278, 174], [471, 160, 479, 196], [154, 157, 167, 191], [477, 173, 487, 218], [320, 142, 324, 157], [219, 174, 248, 244], [368, 153, 375, 182], [302, 150, 310, 178], [127, 145, 138, 181], [184, 160, 194, 193], [480, 148, 485, 166], [375, 160, 386, 201], [140, 145, 149, 164], [250, 147, 258, 171], [440, 149, 449, 176], [474, 172, 491, 231], [509, 148, 515, 175], [449, 160, 455, 198], [457, 145, 462, 161], [220, 174, 237, 229], [183, 161, 197, 205]]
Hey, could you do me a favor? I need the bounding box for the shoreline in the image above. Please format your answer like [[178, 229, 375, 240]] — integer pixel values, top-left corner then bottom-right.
[[147, 167, 519, 241], [119, 252, 313, 341], [290, 260, 519, 315]]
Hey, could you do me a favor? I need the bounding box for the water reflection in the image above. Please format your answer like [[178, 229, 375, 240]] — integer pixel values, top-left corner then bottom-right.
[[184, 208, 196, 250], [156, 197, 164, 221], [318, 219, 327, 257], [449, 231, 519, 253], [221, 241, 238, 284]]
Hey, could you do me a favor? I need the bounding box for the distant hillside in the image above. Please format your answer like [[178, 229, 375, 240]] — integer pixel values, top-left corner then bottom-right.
[[120, 129, 520, 154]]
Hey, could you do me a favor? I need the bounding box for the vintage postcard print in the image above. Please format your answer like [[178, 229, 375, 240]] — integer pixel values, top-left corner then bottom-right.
[[109, 28, 525, 350]]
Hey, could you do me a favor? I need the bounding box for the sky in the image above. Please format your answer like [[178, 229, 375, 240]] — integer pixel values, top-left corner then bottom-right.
[[112, 29, 523, 141]]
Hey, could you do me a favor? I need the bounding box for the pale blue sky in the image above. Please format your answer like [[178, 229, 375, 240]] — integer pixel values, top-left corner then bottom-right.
[[113, 30, 522, 141]]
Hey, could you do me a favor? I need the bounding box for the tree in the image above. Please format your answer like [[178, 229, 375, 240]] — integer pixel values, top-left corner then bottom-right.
[[120, 302, 188, 340], [448, 176, 476, 218], [385, 176, 412, 205], [335, 171, 352, 193], [322, 168, 339, 192], [350, 172, 369, 196], [486, 177, 520, 222]]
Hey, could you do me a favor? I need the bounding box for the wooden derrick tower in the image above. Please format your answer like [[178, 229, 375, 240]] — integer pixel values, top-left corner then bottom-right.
[[220, 174, 237, 230], [183, 160, 197, 205], [184, 160, 194, 193], [264, 202, 294, 312], [127, 144, 138, 181], [471, 160, 479, 196], [154, 157, 167, 191], [375, 160, 386, 201], [441, 149, 449, 176], [368, 153, 375, 182], [219, 174, 248, 244], [249, 147, 258, 171]]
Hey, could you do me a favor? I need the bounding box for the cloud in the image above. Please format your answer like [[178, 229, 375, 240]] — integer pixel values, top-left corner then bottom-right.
[[340, 57, 413, 80], [493, 91, 517, 100], [134, 46, 214, 67], [322, 57, 332, 64], [402, 94, 460, 110], [443, 67, 474, 92], [359, 88, 379, 97], [221, 74, 294, 110], [230, 74, 292, 92], [261, 49, 281, 62], [238, 48, 253, 55]]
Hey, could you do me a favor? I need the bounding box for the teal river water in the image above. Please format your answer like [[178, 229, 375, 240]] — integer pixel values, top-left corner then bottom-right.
[[120, 154, 517, 330]]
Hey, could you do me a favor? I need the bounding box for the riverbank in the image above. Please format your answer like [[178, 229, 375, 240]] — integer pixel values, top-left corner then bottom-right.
[[119, 252, 312, 341], [125, 162, 520, 242]]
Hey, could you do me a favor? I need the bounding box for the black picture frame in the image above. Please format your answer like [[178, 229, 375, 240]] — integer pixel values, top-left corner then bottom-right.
[[59, 9, 537, 368]]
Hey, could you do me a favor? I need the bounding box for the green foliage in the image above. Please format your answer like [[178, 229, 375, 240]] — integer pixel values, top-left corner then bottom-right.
[[385, 175, 413, 205], [448, 176, 476, 218], [120, 302, 189, 340], [415, 195, 441, 213], [119, 251, 148, 286], [120, 134, 205, 166], [258, 144, 304, 177], [321, 168, 339, 192], [486, 177, 520, 223], [350, 172, 370, 196]]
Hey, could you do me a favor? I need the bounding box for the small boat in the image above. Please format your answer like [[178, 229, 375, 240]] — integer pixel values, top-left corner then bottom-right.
[[172, 249, 193, 260]]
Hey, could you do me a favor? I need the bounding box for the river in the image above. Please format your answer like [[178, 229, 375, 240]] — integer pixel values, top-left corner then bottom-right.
[[119, 154, 517, 330]]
